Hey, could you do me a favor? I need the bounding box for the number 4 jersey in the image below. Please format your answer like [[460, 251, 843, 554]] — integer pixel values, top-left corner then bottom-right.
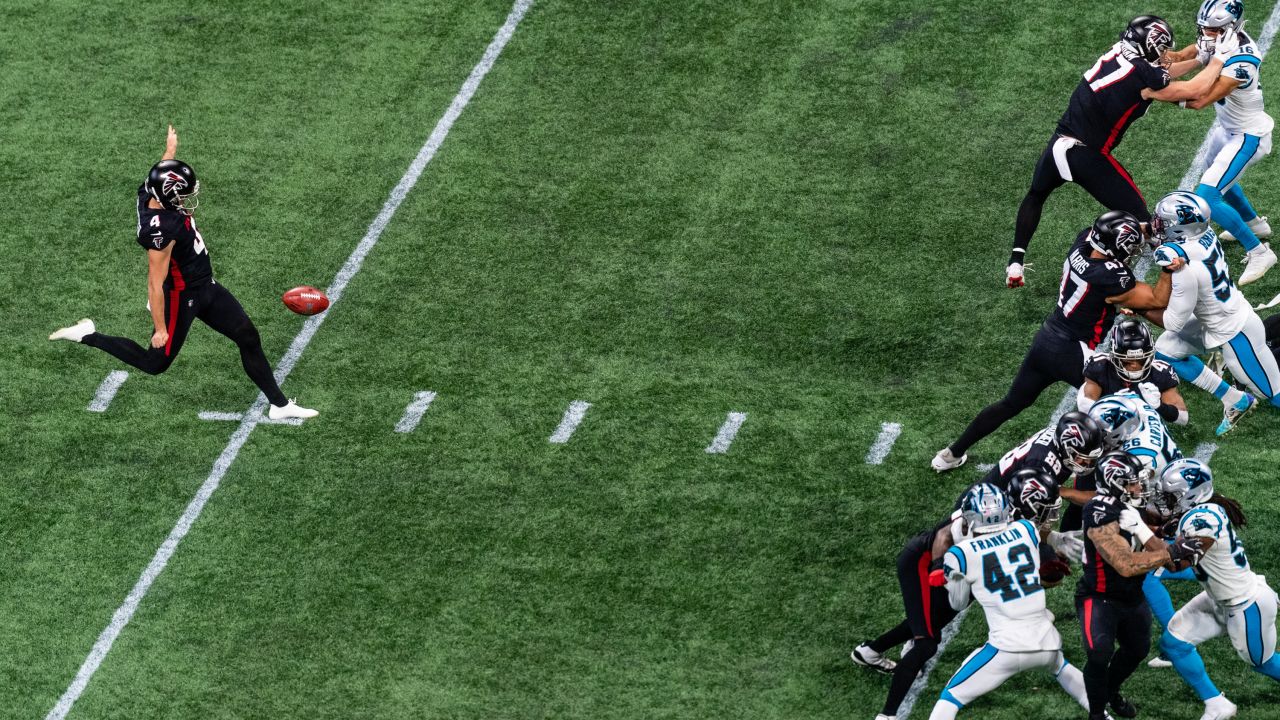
[[1157, 230, 1247, 347], [136, 184, 213, 290], [1179, 502, 1260, 607], [944, 519, 1060, 652]]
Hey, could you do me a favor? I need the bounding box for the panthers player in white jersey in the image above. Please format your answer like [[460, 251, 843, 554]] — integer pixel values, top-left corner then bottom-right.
[[1085, 392, 1180, 471], [1155, 459, 1280, 720], [927, 484, 1092, 719], [1145, 192, 1278, 433], [1166, 0, 1278, 284]]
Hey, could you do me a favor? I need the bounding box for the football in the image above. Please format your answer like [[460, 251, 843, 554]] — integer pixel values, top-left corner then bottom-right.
[[282, 286, 330, 316]]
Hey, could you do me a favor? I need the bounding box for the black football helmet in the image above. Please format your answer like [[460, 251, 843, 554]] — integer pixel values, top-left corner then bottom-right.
[[1121, 15, 1175, 62], [145, 159, 200, 214], [1088, 210, 1147, 263], [1055, 411, 1105, 475], [1008, 468, 1062, 525], [1094, 451, 1154, 506], [1108, 319, 1156, 382]]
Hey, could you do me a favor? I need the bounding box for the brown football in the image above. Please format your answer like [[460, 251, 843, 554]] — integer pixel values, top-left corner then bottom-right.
[[282, 286, 330, 316]]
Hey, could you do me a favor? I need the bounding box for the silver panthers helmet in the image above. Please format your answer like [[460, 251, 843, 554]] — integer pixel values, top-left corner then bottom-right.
[[1158, 458, 1216, 517], [958, 482, 1012, 535], [1198, 0, 1245, 50], [1153, 191, 1212, 243], [1088, 394, 1144, 450]]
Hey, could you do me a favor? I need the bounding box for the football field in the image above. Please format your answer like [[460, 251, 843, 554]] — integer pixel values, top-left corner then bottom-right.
[[5, 0, 1280, 718]]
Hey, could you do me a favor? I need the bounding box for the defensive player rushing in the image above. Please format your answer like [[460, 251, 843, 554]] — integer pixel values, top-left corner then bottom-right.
[[927, 482, 1094, 719], [1007, 15, 1231, 288], [49, 126, 317, 420], [1077, 452, 1208, 720], [1145, 191, 1278, 433], [1155, 458, 1280, 720], [934, 212, 1168, 472], [1078, 319, 1187, 426], [1165, 0, 1277, 285]]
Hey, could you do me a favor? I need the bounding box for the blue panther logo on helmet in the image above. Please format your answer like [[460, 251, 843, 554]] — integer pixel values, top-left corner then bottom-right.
[[1227, 1, 1244, 19], [1176, 204, 1204, 225], [1182, 465, 1212, 489], [1099, 405, 1135, 429]]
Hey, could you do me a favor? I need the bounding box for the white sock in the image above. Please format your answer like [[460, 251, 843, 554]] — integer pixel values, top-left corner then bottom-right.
[[1057, 661, 1091, 711], [928, 700, 959, 720]]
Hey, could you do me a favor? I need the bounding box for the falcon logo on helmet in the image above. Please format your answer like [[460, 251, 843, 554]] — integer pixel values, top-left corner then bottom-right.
[[1009, 469, 1062, 525], [1122, 15, 1176, 62], [1055, 411, 1104, 474], [162, 171, 188, 196], [1096, 451, 1153, 506]]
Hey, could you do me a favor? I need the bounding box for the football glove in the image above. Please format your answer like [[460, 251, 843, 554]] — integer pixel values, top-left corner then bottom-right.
[[1138, 382, 1162, 409], [1119, 507, 1155, 545], [1048, 530, 1084, 560], [1213, 26, 1243, 63], [1168, 535, 1209, 566], [1040, 558, 1072, 588]]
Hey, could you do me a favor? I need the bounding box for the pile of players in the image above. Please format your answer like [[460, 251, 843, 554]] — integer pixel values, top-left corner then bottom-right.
[[853, 3, 1280, 719]]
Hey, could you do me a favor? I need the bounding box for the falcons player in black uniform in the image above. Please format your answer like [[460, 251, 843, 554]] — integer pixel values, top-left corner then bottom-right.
[[934, 211, 1170, 473], [50, 126, 318, 420], [1007, 15, 1225, 288], [1078, 318, 1187, 425], [1077, 452, 1206, 720]]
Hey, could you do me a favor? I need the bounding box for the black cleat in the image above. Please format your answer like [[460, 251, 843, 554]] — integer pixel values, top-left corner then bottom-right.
[[1109, 693, 1137, 718]]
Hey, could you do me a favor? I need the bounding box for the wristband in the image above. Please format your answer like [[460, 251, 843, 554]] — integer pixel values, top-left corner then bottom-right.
[[1157, 402, 1180, 423]]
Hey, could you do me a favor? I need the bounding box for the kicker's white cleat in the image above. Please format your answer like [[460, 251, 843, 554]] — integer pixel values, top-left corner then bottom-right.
[[49, 318, 95, 342], [268, 399, 319, 420], [931, 447, 967, 473], [850, 644, 896, 675], [1218, 215, 1270, 243], [1239, 243, 1277, 286]]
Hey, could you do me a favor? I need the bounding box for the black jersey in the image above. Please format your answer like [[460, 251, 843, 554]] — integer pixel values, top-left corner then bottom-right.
[[1045, 229, 1136, 348], [1057, 42, 1170, 152], [136, 185, 213, 290], [980, 427, 1073, 492], [1078, 494, 1146, 603], [1083, 357, 1179, 396]]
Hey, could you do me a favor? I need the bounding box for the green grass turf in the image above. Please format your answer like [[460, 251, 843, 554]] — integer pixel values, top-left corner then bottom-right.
[[3, 0, 1280, 717]]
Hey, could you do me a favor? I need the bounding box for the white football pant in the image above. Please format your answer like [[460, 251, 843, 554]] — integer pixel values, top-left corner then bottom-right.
[[928, 643, 1088, 719]]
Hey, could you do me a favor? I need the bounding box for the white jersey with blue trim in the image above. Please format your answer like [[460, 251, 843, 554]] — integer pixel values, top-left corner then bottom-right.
[[944, 519, 1060, 652], [1158, 230, 1249, 347], [1112, 390, 1181, 473], [1215, 34, 1274, 136], [1179, 502, 1260, 606]]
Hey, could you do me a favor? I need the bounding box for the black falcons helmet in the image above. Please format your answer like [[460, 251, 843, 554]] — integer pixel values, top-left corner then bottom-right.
[[1121, 15, 1175, 63], [1108, 319, 1156, 382], [1088, 210, 1146, 263], [1095, 451, 1152, 506], [145, 159, 200, 214], [1055, 411, 1105, 475], [1008, 468, 1062, 525]]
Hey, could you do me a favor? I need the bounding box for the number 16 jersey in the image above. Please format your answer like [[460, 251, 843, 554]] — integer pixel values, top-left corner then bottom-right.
[[944, 519, 1059, 652]]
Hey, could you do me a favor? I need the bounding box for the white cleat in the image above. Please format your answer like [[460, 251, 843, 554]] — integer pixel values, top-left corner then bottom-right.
[[1218, 215, 1270, 243], [1201, 694, 1237, 720], [267, 399, 319, 420], [874, 716, 897, 720], [1239, 243, 1277, 286], [1147, 654, 1172, 668], [931, 447, 967, 473], [850, 644, 897, 675], [48, 318, 95, 342]]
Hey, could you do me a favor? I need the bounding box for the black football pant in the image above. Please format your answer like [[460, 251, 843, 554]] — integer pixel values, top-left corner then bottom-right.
[[872, 530, 961, 717], [950, 326, 1088, 456], [1076, 594, 1151, 715], [82, 281, 289, 407], [1012, 133, 1151, 265]]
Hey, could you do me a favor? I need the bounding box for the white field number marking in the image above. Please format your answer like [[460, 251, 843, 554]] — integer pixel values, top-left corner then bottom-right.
[[865, 422, 902, 465], [45, 3, 536, 718], [705, 412, 747, 454], [394, 391, 438, 433], [549, 400, 591, 443], [87, 371, 128, 412]]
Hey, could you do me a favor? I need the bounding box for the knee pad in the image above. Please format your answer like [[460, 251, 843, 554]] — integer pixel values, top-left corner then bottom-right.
[[1160, 630, 1197, 660]]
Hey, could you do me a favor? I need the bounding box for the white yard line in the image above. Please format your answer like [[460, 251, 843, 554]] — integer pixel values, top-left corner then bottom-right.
[[548, 400, 591, 444], [705, 412, 748, 454], [196, 411, 243, 422], [86, 371, 128, 413], [899, 11, 1280, 715], [45, 3, 535, 718], [394, 391, 438, 433], [864, 422, 902, 465]]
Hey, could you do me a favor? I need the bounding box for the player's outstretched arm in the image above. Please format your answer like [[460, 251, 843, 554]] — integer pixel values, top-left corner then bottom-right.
[[1163, 44, 1199, 65], [1185, 75, 1240, 110], [1088, 522, 1171, 577], [162, 124, 178, 161], [146, 245, 174, 348]]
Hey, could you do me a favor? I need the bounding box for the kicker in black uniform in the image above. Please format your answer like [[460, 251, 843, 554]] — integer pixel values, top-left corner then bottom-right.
[[49, 126, 318, 420]]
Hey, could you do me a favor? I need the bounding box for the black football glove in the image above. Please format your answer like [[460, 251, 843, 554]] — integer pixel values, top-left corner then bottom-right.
[[1168, 536, 1209, 566]]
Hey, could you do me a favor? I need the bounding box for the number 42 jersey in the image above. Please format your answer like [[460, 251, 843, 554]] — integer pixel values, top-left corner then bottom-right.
[[944, 519, 1060, 652]]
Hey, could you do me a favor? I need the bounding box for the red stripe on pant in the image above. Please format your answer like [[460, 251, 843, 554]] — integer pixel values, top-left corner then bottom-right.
[[917, 552, 934, 637], [1103, 151, 1144, 202], [1084, 597, 1095, 650], [165, 289, 180, 356]]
